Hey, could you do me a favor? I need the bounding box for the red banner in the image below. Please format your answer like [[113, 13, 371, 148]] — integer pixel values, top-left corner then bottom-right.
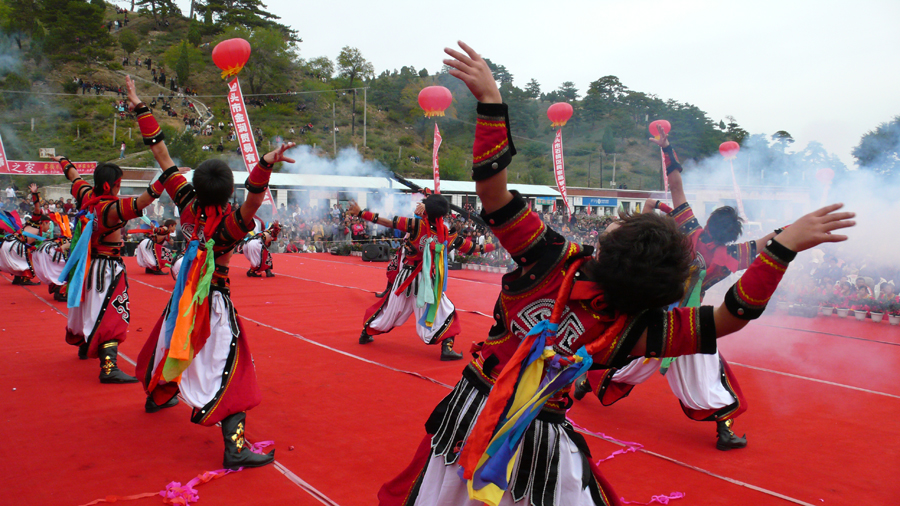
[[432, 123, 442, 194], [551, 129, 573, 216], [226, 77, 277, 217], [1, 160, 97, 175]]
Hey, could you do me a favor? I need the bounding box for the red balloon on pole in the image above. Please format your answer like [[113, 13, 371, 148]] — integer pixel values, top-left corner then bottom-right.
[[719, 141, 740, 160], [649, 120, 671, 140], [547, 102, 574, 128], [417, 86, 452, 117], [815, 167, 835, 184], [212, 38, 252, 79]]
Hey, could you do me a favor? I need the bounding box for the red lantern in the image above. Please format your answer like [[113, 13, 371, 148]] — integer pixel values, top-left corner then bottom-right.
[[719, 141, 740, 160], [212, 38, 252, 79], [417, 86, 452, 117], [816, 167, 835, 184], [547, 102, 574, 128], [648, 120, 671, 140]]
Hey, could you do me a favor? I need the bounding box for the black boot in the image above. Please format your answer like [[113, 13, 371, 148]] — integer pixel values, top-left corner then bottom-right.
[[716, 419, 747, 451], [78, 341, 89, 360], [440, 337, 463, 361], [265, 269, 275, 278], [221, 412, 275, 470], [572, 374, 592, 401], [145, 394, 179, 413], [247, 269, 261, 277], [359, 328, 374, 344], [98, 341, 139, 383], [375, 279, 392, 298], [13, 276, 39, 286]]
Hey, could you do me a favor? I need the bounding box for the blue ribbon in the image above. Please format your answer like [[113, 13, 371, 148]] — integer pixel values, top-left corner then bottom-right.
[[58, 213, 94, 308], [164, 240, 199, 348]]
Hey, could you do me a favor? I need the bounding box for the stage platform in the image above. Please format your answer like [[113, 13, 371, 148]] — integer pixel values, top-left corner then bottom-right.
[[2, 252, 897, 505]]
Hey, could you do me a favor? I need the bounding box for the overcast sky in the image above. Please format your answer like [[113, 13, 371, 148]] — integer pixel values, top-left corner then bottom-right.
[[173, 0, 899, 167]]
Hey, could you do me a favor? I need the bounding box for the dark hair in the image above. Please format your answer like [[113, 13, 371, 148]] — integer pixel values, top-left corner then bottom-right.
[[164, 219, 177, 227], [706, 206, 743, 245], [192, 159, 233, 206], [423, 194, 449, 221], [584, 213, 693, 314], [93, 163, 123, 195]]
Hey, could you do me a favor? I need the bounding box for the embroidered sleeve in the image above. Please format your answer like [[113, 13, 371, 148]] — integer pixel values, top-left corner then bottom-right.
[[669, 202, 701, 243], [391, 216, 422, 237], [99, 198, 141, 228], [71, 178, 93, 208], [161, 171, 196, 213], [481, 190, 564, 268], [214, 206, 254, 248], [618, 306, 717, 361], [727, 241, 758, 271]]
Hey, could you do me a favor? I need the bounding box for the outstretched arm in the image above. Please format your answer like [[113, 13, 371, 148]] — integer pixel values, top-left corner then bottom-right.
[[347, 200, 394, 228], [239, 142, 296, 225], [649, 124, 687, 209], [444, 41, 514, 214], [125, 75, 175, 170], [629, 203, 855, 356]]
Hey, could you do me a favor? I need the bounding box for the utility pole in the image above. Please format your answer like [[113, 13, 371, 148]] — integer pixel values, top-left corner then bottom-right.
[[332, 102, 336, 157], [112, 117, 117, 146], [611, 153, 617, 188], [588, 152, 592, 187], [363, 88, 367, 148]]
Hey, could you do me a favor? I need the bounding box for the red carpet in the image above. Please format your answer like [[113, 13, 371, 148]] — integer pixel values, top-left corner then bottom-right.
[[4, 252, 899, 505]]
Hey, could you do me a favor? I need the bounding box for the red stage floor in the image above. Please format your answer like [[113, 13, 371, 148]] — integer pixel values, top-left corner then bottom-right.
[[2, 252, 898, 505]]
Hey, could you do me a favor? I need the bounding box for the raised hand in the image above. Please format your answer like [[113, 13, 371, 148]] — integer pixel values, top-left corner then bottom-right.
[[347, 200, 361, 217], [29, 183, 38, 193], [443, 41, 502, 104], [50, 155, 66, 163], [649, 124, 669, 148], [265, 142, 297, 164], [124, 75, 142, 109], [775, 204, 855, 253]]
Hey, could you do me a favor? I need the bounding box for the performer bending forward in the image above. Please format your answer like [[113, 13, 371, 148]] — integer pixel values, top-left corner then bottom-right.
[[243, 221, 280, 277], [56, 156, 163, 381], [0, 184, 48, 286], [128, 76, 296, 470], [575, 126, 780, 451], [32, 220, 71, 302], [350, 195, 494, 361], [378, 42, 854, 506], [135, 220, 177, 275]]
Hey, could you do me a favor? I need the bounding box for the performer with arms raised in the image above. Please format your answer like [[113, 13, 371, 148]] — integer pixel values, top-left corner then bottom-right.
[[378, 41, 854, 506], [135, 219, 177, 275], [0, 184, 50, 286]]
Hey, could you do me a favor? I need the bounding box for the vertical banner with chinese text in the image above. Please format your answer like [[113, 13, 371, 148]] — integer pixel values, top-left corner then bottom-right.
[[432, 123, 442, 193], [551, 130, 573, 216], [227, 77, 277, 218]]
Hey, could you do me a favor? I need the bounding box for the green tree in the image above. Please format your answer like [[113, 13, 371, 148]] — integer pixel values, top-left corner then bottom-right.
[[187, 20, 202, 46], [724, 116, 749, 144], [852, 116, 900, 176], [45, 0, 112, 56], [601, 128, 616, 154], [305, 56, 333, 80], [771, 130, 794, 151], [557, 81, 579, 102], [1, 0, 41, 49], [163, 40, 204, 85], [217, 26, 298, 94], [196, 0, 293, 37], [484, 58, 513, 84], [135, 0, 177, 26], [118, 29, 140, 58], [524, 78, 541, 99], [337, 46, 374, 137]]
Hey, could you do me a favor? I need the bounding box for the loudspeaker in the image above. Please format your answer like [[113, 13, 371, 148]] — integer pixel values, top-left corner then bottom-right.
[[362, 243, 390, 262], [448, 262, 462, 270]]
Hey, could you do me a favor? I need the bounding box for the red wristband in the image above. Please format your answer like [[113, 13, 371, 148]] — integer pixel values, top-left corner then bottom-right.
[[724, 242, 793, 319], [137, 109, 164, 146]]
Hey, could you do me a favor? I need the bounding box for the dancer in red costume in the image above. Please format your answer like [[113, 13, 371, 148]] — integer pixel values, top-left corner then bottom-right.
[[379, 41, 854, 506], [0, 184, 50, 286], [351, 195, 495, 361], [55, 155, 164, 382], [126, 75, 296, 470], [135, 219, 177, 275], [575, 125, 782, 450], [242, 221, 280, 278]]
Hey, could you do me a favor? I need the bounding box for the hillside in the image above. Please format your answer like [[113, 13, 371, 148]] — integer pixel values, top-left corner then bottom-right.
[[0, 1, 846, 190]]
